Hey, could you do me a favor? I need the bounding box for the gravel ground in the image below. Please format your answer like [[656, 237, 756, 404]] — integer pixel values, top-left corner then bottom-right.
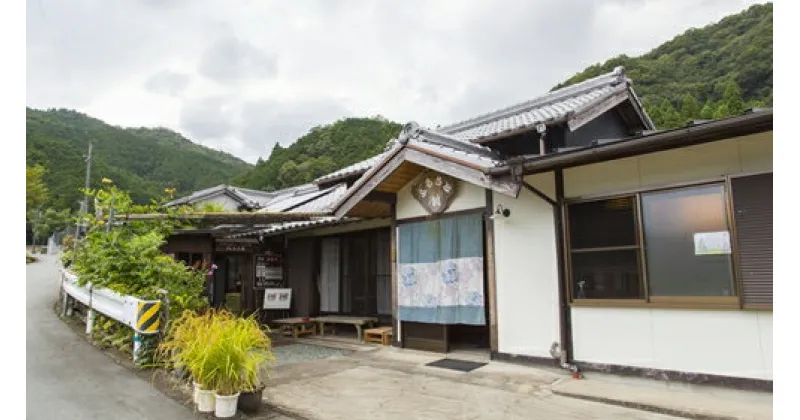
[[272, 344, 352, 367]]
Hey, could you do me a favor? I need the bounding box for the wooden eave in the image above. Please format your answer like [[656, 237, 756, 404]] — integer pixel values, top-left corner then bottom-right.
[[332, 146, 520, 219]]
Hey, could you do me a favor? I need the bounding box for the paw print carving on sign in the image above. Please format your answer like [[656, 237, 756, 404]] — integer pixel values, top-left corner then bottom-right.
[[411, 171, 458, 215]]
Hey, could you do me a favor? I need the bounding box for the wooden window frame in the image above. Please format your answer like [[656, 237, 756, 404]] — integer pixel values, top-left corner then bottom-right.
[[564, 194, 646, 303], [565, 176, 771, 311]]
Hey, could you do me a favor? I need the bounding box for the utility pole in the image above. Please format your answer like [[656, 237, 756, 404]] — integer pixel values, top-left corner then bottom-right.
[[70, 141, 92, 265]]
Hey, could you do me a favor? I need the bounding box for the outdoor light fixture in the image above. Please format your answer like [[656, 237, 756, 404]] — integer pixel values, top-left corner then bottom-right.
[[490, 204, 511, 220]]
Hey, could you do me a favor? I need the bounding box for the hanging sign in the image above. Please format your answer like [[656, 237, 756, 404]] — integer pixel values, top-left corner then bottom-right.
[[412, 171, 458, 215], [254, 251, 283, 289]]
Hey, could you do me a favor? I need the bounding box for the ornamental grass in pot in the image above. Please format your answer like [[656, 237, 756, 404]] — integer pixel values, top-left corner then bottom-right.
[[205, 315, 274, 418], [159, 309, 274, 418]]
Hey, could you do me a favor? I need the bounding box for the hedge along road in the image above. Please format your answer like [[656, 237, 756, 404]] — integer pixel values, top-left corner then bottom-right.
[[26, 254, 197, 420]]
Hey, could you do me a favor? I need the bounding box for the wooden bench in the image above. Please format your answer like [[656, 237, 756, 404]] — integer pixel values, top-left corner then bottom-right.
[[272, 317, 317, 338], [364, 326, 393, 346], [311, 316, 379, 342]]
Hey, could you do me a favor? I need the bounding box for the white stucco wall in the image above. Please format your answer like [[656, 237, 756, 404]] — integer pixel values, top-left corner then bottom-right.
[[563, 133, 773, 380], [396, 176, 486, 220], [493, 172, 561, 358], [563, 132, 773, 198], [571, 307, 772, 380]]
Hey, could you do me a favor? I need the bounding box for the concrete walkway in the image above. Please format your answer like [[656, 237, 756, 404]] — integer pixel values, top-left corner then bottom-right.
[[263, 343, 686, 420], [551, 374, 772, 420], [26, 255, 199, 420]]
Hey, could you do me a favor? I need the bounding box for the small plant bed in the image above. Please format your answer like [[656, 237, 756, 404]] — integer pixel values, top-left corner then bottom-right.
[[26, 253, 38, 264]]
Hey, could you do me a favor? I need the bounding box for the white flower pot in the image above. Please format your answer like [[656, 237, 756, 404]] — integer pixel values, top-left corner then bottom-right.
[[197, 389, 215, 413], [193, 381, 201, 404], [214, 392, 240, 418]]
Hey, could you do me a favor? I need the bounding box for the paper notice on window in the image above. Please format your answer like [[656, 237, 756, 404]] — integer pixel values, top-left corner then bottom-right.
[[694, 231, 731, 255]]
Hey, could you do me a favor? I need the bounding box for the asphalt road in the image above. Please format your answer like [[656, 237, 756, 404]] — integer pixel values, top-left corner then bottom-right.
[[26, 255, 198, 420]]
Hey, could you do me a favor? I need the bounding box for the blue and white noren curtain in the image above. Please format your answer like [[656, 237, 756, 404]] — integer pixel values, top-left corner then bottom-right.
[[397, 212, 485, 325]]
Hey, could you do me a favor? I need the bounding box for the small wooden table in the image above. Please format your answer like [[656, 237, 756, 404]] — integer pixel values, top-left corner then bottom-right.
[[312, 316, 379, 342], [364, 326, 393, 346], [272, 317, 317, 338]]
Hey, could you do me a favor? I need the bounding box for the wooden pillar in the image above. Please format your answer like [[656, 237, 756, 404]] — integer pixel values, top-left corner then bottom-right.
[[485, 189, 499, 354], [390, 203, 401, 346]]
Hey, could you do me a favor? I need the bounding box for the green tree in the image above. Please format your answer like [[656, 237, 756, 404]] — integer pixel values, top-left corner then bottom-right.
[[713, 103, 731, 120], [680, 93, 701, 123], [700, 101, 716, 120], [658, 99, 682, 129], [32, 207, 73, 243], [26, 165, 48, 212], [722, 80, 745, 116], [553, 3, 772, 127]]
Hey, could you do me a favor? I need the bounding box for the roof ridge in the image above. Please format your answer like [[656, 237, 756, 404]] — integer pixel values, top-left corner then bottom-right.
[[440, 66, 627, 134]]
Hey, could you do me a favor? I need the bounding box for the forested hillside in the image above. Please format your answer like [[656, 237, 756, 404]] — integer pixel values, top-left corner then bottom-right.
[[233, 117, 402, 191], [26, 108, 252, 209], [555, 2, 772, 129]]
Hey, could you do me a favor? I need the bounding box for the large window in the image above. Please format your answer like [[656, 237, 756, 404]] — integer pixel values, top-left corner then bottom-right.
[[566, 174, 772, 309], [641, 184, 735, 298], [567, 197, 642, 299]]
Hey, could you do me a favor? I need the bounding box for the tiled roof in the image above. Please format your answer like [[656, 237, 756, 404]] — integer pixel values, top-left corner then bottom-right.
[[438, 66, 643, 142], [313, 153, 387, 185], [227, 217, 362, 238], [400, 123, 504, 169], [290, 183, 348, 213], [314, 67, 649, 185], [164, 184, 267, 209], [234, 187, 278, 207], [258, 184, 327, 212]]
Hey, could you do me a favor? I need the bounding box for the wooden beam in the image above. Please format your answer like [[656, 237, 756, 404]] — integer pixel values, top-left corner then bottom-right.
[[404, 148, 521, 198], [567, 89, 629, 132], [334, 149, 408, 219], [522, 181, 557, 207], [485, 189, 499, 354], [364, 190, 397, 204]]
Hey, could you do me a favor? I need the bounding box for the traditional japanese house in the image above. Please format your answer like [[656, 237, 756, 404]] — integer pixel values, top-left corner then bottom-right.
[[323, 68, 772, 390]]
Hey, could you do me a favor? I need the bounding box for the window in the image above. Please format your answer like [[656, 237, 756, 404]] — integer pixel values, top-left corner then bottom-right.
[[567, 196, 643, 299], [641, 184, 735, 297], [566, 175, 773, 309], [176, 253, 204, 271]]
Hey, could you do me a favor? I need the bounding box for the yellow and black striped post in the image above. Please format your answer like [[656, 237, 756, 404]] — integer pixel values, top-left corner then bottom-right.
[[136, 301, 162, 334]]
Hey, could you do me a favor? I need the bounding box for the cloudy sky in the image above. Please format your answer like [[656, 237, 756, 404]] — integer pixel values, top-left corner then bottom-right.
[[26, 0, 765, 164]]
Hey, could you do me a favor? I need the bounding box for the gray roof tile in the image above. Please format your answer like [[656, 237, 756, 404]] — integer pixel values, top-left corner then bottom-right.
[[438, 67, 632, 142], [313, 153, 388, 184]]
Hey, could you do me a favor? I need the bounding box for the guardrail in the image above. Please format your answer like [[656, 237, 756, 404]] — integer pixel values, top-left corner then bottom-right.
[[60, 269, 167, 363]]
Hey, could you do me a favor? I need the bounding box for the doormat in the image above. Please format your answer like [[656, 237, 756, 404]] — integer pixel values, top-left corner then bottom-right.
[[425, 358, 487, 372]]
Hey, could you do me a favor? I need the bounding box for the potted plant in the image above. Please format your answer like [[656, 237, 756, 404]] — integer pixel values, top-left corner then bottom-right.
[[206, 316, 274, 418], [238, 366, 268, 414], [159, 310, 273, 418], [158, 309, 232, 411]]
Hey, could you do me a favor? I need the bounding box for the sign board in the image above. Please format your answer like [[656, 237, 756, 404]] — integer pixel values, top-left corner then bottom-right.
[[254, 251, 283, 289], [263, 288, 292, 310], [216, 243, 250, 253], [694, 231, 732, 255]]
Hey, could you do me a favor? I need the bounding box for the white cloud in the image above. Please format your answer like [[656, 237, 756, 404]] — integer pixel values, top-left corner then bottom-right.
[[26, 0, 767, 164]]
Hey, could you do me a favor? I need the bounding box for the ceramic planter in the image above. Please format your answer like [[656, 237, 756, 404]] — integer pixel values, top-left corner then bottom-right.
[[197, 389, 215, 413], [214, 392, 240, 418]]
